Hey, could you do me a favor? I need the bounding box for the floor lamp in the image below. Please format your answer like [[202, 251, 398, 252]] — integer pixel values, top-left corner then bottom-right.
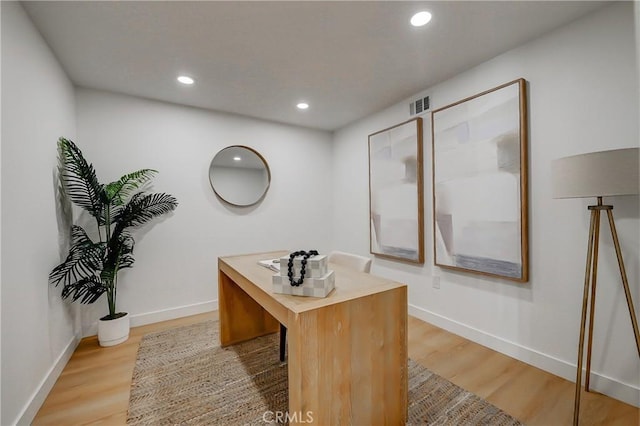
[[552, 147, 640, 425]]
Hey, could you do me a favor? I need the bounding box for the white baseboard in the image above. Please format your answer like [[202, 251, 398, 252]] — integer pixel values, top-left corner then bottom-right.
[[15, 333, 80, 425], [83, 300, 218, 337], [408, 304, 640, 407], [129, 299, 218, 328]]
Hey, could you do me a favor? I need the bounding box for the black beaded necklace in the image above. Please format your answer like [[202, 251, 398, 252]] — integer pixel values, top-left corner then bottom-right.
[[287, 250, 319, 287]]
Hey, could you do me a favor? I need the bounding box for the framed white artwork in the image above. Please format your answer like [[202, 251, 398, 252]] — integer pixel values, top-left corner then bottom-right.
[[368, 117, 424, 264], [431, 79, 529, 282]]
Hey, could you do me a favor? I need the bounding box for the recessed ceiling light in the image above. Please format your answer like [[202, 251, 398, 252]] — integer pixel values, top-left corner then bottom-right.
[[410, 11, 432, 27], [177, 75, 194, 85], [297, 102, 309, 110], [233, 156, 241, 161]]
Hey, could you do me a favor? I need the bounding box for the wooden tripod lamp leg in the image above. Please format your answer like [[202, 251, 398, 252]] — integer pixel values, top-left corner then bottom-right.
[[574, 204, 640, 426], [606, 209, 640, 357], [574, 208, 598, 426], [584, 207, 601, 391]]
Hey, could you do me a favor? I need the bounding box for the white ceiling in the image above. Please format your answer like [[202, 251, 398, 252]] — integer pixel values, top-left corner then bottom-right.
[[23, 1, 607, 131]]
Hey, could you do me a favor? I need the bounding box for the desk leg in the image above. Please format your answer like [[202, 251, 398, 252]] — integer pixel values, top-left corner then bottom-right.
[[218, 270, 280, 347], [287, 287, 407, 425]]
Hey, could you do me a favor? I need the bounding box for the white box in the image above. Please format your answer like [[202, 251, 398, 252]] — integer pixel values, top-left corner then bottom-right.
[[272, 270, 335, 298], [279, 254, 328, 279]]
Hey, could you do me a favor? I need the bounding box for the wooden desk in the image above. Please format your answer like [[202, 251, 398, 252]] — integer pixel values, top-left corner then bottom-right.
[[218, 251, 408, 425]]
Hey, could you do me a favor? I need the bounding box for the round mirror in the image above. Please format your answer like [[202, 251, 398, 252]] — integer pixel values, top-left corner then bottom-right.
[[209, 146, 271, 207]]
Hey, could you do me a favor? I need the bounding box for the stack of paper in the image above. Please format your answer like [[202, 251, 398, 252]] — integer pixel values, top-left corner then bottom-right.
[[257, 258, 280, 273]]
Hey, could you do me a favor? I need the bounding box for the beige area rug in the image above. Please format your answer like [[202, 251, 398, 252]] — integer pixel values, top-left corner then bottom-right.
[[127, 321, 523, 425]]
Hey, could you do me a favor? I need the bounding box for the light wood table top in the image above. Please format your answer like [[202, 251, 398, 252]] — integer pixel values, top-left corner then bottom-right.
[[219, 250, 406, 314]]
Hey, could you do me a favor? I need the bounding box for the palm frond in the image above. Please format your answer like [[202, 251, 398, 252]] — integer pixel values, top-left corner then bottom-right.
[[57, 138, 105, 222], [49, 225, 105, 287], [118, 253, 135, 269], [54, 161, 74, 252], [100, 266, 116, 284], [51, 137, 178, 314], [61, 276, 105, 304], [104, 169, 158, 206], [115, 192, 178, 228], [102, 231, 135, 281]]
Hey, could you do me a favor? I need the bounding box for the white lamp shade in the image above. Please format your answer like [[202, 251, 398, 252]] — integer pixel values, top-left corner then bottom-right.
[[552, 148, 639, 199]]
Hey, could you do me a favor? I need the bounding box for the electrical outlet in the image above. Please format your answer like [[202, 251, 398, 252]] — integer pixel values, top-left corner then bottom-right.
[[432, 276, 440, 289]]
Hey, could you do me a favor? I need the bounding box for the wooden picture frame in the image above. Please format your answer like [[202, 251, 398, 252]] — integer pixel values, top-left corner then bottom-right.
[[369, 117, 424, 264], [431, 79, 528, 282]]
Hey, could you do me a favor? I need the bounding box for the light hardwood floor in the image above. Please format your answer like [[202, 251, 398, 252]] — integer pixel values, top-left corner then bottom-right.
[[34, 312, 638, 425]]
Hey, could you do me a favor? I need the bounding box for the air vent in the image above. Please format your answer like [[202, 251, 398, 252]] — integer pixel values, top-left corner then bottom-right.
[[409, 96, 430, 116]]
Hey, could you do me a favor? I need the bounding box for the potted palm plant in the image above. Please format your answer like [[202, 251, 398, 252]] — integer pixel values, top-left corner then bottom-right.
[[49, 138, 178, 346]]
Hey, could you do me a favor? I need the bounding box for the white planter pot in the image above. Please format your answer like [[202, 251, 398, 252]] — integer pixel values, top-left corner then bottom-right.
[[98, 312, 130, 347]]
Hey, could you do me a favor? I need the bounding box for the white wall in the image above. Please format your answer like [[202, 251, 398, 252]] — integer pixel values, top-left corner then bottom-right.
[[2, 2, 638, 422], [332, 2, 639, 406], [1, 2, 79, 424], [75, 89, 333, 333]]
